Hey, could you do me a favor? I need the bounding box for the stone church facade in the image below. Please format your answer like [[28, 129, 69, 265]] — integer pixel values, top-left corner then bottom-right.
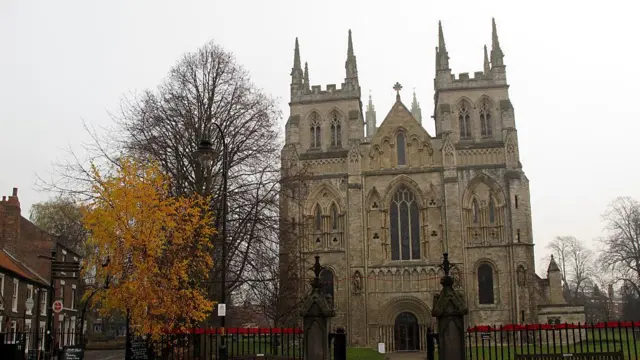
[[279, 20, 574, 350]]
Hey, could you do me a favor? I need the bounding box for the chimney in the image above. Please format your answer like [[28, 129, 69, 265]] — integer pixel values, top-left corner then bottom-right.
[[2, 187, 21, 255]]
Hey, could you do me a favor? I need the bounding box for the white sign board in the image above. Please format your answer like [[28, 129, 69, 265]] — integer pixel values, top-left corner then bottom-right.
[[378, 342, 385, 353], [218, 303, 226, 317]]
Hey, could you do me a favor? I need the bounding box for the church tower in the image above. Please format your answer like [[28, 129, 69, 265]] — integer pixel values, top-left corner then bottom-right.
[[433, 19, 536, 325], [280, 31, 365, 330]]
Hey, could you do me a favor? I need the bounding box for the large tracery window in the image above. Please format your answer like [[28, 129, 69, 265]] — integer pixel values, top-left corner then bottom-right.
[[459, 102, 471, 139], [330, 113, 342, 147], [480, 101, 492, 137], [396, 133, 406, 166], [310, 113, 321, 149], [390, 186, 421, 261], [478, 263, 495, 304]]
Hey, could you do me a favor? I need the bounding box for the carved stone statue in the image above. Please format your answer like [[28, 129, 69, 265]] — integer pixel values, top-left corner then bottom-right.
[[353, 271, 363, 294]]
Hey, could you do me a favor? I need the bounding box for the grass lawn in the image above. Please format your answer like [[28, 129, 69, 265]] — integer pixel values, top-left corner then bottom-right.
[[344, 347, 386, 360]]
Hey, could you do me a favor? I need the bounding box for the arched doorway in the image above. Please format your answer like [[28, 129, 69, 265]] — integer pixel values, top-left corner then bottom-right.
[[394, 312, 419, 351]]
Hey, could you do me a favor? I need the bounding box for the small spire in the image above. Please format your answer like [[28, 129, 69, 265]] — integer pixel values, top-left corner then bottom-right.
[[293, 37, 301, 70], [411, 89, 422, 124], [436, 21, 450, 70], [304, 62, 310, 90], [490, 18, 504, 67], [347, 29, 354, 59], [345, 29, 359, 86], [367, 90, 374, 112], [483, 45, 490, 74], [548, 255, 560, 272]]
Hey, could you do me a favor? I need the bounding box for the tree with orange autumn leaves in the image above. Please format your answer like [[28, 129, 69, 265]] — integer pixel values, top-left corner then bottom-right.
[[82, 157, 216, 336]]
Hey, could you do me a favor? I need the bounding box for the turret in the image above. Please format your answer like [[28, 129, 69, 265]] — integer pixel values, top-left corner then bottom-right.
[[547, 256, 566, 304], [365, 92, 377, 138]]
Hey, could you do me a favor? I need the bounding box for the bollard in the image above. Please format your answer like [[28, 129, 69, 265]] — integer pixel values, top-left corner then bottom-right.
[[426, 327, 435, 360], [333, 328, 347, 360]]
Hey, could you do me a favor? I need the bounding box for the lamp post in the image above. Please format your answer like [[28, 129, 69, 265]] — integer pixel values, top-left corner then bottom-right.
[[193, 123, 228, 360]]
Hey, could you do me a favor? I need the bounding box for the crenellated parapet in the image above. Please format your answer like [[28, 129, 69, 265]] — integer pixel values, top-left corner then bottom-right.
[[291, 83, 361, 104]]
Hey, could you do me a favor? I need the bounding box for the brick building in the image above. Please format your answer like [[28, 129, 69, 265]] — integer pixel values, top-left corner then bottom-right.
[[0, 187, 82, 350]]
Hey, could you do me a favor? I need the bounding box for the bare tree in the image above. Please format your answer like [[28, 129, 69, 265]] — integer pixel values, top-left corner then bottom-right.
[[599, 196, 640, 298], [38, 40, 284, 326], [547, 235, 596, 304], [29, 195, 88, 255]]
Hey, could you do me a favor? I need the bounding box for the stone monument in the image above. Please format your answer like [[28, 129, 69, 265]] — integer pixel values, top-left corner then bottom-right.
[[432, 253, 468, 360], [301, 256, 336, 360]]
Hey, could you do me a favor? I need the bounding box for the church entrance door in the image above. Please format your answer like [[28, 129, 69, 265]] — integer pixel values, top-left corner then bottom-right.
[[394, 312, 419, 351]]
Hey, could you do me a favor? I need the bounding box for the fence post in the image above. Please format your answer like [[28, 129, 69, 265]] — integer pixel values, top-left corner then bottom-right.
[[333, 328, 346, 360], [300, 256, 335, 360], [431, 253, 468, 360]]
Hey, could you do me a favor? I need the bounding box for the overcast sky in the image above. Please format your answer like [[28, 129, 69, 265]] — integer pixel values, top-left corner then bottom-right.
[[1, 0, 638, 275]]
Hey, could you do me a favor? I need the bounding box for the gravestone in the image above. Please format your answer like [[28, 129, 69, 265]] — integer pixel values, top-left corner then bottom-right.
[[432, 253, 468, 360], [300, 256, 335, 360]]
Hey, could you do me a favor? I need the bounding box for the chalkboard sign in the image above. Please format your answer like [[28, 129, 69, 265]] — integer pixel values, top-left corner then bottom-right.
[[127, 336, 149, 360], [61, 346, 85, 360]]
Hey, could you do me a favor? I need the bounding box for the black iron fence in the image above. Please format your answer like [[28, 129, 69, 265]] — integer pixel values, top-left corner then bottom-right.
[[145, 327, 304, 360], [0, 330, 86, 360], [465, 321, 639, 359], [427, 321, 640, 360]]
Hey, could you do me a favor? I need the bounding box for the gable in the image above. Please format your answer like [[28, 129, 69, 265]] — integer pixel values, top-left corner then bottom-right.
[[370, 100, 432, 146]]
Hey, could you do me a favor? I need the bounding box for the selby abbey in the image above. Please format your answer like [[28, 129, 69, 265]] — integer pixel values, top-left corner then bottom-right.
[[278, 19, 582, 350]]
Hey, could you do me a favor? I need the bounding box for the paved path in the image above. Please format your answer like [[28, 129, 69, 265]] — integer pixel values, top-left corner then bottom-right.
[[384, 352, 426, 360], [84, 349, 125, 360]]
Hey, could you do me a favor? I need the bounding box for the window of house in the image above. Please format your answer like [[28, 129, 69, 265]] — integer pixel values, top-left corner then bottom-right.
[[60, 280, 65, 304], [458, 102, 471, 138], [12, 279, 19, 312], [71, 285, 76, 309], [39, 321, 46, 350], [40, 290, 47, 315], [314, 205, 322, 232], [0, 274, 4, 309], [479, 100, 492, 136], [309, 113, 321, 149], [330, 203, 339, 230], [330, 113, 341, 147], [396, 133, 406, 165], [478, 263, 495, 304], [10, 320, 17, 342], [389, 186, 421, 261], [27, 285, 34, 314]]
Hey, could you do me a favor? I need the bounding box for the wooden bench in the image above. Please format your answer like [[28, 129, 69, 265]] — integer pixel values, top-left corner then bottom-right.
[[515, 352, 624, 360]]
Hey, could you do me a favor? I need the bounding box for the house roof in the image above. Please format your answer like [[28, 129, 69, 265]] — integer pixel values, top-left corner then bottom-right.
[[0, 249, 49, 286]]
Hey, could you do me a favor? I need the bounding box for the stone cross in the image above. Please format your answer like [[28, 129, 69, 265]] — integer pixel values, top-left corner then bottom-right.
[[393, 82, 403, 101]]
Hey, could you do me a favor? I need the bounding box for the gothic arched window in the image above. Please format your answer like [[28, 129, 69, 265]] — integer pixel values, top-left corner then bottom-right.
[[330, 203, 339, 230], [489, 199, 496, 224], [310, 113, 321, 149], [480, 100, 492, 137], [314, 204, 322, 231], [396, 133, 406, 166], [459, 102, 471, 139], [478, 263, 495, 304], [330, 112, 342, 147], [390, 186, 420, 261], [472, 199, 480, 225], [320, 268, 335, 303]]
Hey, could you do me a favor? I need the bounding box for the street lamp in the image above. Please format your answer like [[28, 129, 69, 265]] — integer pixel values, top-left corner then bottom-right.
[[193, 123, 228, 360]]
